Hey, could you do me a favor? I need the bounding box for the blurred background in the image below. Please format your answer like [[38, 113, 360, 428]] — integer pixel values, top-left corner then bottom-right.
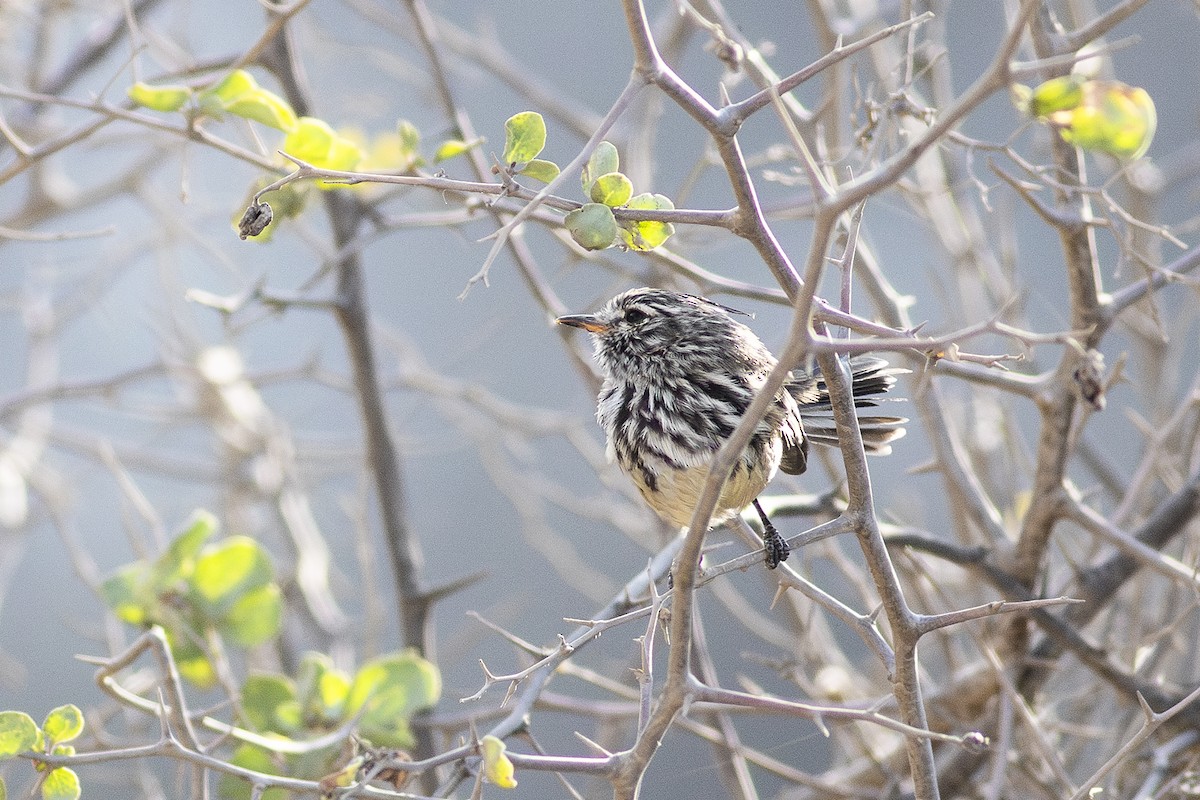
[[1, 1, 1198, 797]]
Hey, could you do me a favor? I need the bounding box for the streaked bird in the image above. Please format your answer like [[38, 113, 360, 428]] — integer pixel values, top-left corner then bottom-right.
[[558, 287, 905, 568]]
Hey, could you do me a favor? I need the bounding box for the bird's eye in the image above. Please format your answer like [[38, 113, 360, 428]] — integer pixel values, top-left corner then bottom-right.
[[624, 307, 650, 324]]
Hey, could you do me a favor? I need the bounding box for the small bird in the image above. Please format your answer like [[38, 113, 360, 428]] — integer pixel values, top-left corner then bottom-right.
[[557, 287, 905, 568]]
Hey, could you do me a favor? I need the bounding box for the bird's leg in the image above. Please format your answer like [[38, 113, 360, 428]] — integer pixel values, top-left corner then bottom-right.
[[753, 499, 790, 568]]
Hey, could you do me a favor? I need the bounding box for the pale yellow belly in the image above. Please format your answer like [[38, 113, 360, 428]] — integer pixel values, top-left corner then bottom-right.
[[633, 459, 771, 529]]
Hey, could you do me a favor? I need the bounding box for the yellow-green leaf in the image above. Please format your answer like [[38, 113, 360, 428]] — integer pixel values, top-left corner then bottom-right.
[[1026, 75, 1085, 117], [154, 510, 218, 586], [317, 667, 351, 715], [127, 82, 192, 112], [618, 192, 676, 251], [565, 203, 618, 250], [319, 756, 364, 791], [198, 71, 298, 131], [176, 651, 217, 689], [502, 111, 547, 166], [345, 651, 442, 747], [519, 158, 560, 184], [40, 767, 80, 800], [1060, 81, 1156, 159], [222, 583, 282, 646], [100, 563, 152, 626], [221, 744, 289, 800], [42, 706, 83, 747], [224, 91, 298, 132], [433, 137, 482, 162], [589, 172, 632, 207], [397, 119, 421, 154], [313, 135, 364, 187], [359, 130, 420, 173], [0, 711, 38, 758], [581, 141, 619, 196], [190, 536, 273, 615], [241, 673, 297, 733], [208, 70, 257, 104], [481, 735, 517, 789], [283, 117, 336, 165]]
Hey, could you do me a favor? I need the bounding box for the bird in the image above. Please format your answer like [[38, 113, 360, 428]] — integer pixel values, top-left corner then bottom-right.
[[557, 287, 905, 568]]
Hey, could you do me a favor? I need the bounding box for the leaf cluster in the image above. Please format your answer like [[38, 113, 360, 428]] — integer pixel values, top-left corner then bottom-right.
[[100, 510, 282, 687], [0, 705, 85, 800]]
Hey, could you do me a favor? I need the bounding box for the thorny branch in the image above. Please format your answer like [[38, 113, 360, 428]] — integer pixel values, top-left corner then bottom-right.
[[5, 0, 1199, 799]]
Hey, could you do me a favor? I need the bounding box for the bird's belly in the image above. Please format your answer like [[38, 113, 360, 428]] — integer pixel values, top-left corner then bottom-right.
[[634, 458, 771, 530]]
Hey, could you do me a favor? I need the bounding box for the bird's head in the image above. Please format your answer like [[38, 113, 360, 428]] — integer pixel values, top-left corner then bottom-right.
[[556, 287, 754, 380]]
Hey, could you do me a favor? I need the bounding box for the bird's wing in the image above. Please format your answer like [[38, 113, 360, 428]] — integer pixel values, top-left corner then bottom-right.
[[777, 390, 809, 475]]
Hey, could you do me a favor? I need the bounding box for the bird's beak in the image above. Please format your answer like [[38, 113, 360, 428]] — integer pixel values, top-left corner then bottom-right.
[[556, 314, 609, 334]]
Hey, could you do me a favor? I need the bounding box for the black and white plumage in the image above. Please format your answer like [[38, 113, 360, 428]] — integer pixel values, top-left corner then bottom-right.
[[558, 287, 905, 566]]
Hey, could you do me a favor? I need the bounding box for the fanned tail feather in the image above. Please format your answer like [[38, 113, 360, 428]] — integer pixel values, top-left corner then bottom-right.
[[788, 356, 908, 455]]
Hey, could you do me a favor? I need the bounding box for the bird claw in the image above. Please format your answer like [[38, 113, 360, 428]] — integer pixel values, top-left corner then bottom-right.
[[764, 527, 790, 569]]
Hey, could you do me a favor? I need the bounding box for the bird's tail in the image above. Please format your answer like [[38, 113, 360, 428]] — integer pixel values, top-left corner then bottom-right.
[[789, 356, 908, 454]]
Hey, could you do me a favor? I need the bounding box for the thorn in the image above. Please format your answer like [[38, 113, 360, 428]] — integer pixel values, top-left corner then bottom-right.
[[501, 679, 520, 709], [1136, 691, 1156, 721], [769, 582, 789, 610], [574, 730, 613, 756], [425, 570, 489, 605], [74, 653, 109, 666]]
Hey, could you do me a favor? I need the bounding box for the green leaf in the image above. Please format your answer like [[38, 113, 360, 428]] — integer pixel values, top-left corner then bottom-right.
[[224, 91, 298, 132], [198, 70, 298, 131], [189, 536, 273, 615], [292, 652, 349, 726], [273, 700, 303, 732], [317, 668, 351, 718], [502, 111, 547, 166], [154, 510, 218, 587], [589, 172, 633, 207], [41, 706, 83, 747], [564, 203, 618, 251], [626, 192, 674, 211], [314, 135, 365, 186], [617, 192, 676, 251], [397, 119, 421, 154], [1028, 78, 1156, 161], [1060, 81, 1156, 159], [1027, 75, 1085, 117], [221, 744, 289, 800], [346, 652, 442, 748], [100, 563, 153, 626], [241, 674, 297, 733], [0, 711, 38, 758], [127, 82, 192, 112], [327, 135, 365, 171], [208, 70, 257, 104], [433, 137, 482, 162], [581, 141, 619, 196], [176, 650, 217, 689], [40, 768, 80, 800], [318, 755, 364, 790], [519, 158, 560, 184], [222, 583, 282, 647], [481, 735, 517, 789], [296, 652, 334, 711], [156, 628, 215, 688], [283, 117, 335, 165]]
